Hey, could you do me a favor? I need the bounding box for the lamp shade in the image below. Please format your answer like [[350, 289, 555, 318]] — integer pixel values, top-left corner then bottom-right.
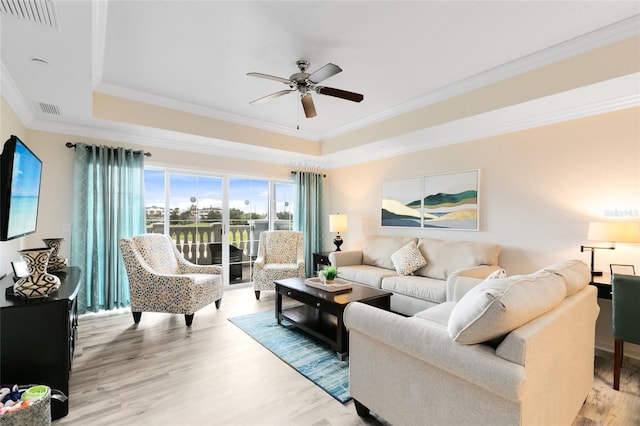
[[587, 222, 640, 243], [329, 214, 348, 233]]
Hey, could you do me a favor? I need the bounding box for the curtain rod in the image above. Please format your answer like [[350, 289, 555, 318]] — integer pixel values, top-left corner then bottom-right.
[[291, 171, 326, 177], [65, 142, 152, 157]]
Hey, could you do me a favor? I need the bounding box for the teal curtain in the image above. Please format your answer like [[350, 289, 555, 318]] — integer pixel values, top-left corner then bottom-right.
[[293, 171, 324, 277], [70, 143, 146, 314]]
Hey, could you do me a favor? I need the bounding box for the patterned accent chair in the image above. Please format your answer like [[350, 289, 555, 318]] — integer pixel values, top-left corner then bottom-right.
[[253, 231, 305, 300], [120, 234, 223, 326]]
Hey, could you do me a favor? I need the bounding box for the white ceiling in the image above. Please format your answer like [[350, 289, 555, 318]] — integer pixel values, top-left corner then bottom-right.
[[1, 1, 639, 168]]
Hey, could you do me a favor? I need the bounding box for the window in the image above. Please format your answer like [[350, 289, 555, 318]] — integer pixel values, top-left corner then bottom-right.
[[144, 169, 294, 285]]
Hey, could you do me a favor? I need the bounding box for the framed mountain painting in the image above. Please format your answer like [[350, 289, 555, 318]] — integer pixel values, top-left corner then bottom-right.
[[423, 170, 479, 230], [381, 177, 422, 227]]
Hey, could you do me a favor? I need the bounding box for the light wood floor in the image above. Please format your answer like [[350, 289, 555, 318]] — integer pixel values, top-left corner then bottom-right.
[[55, 285, 639, 426]]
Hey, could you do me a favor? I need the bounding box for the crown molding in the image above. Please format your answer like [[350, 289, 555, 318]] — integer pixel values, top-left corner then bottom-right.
[[13, 72, 640, 172], [91, 0, 108, 88], [321, 14, 640, 140], [90, 15, 639, 143], [93, 82, 320, 142], [1, 61, 36, 127], [322, 73, 640, 168], [27, 117, 327, 169]]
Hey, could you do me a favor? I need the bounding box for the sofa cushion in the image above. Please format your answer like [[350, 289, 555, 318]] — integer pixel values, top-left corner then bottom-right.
[[382, 275, 447, 304], [363, 236, 417, 270], [447, 271, 567, 344], [337, 264, 398, 289], [415, 238, 501, 280], [391, 241, 427, 275], [414, 301, 456, 327], [540, 259, 589, 296]]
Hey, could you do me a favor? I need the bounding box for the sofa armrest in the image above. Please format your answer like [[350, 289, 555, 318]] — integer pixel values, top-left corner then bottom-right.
[[328, 250, 363, 267], [446, 265, 502, 301], [344, 302, 524, 401]]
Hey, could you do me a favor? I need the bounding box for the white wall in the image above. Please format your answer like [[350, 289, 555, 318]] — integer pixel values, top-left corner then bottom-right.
[[0, 98, 28, 277]]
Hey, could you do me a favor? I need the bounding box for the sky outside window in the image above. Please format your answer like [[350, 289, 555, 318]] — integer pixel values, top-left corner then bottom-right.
[[144, 170, 293, 217]]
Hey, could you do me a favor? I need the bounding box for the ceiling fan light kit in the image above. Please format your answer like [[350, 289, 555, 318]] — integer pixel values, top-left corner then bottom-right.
[[248, 60, 363, 118]]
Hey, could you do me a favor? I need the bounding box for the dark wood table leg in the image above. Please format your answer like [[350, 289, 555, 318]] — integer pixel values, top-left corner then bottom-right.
[[337, 307, 349, 360], [275, 284, 282, 325]]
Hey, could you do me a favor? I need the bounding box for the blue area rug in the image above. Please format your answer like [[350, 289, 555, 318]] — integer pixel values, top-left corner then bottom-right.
[[229, 309, 351, 403]]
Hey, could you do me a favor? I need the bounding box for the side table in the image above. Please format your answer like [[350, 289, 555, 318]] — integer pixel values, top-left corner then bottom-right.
[[312, 251, 332, 275]]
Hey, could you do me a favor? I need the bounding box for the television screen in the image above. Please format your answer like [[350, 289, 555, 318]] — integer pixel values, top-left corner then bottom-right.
[[0, 135, 43, 241]]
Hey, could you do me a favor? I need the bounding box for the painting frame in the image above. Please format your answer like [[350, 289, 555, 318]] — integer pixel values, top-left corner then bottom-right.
[[423, 169, 479, 231]]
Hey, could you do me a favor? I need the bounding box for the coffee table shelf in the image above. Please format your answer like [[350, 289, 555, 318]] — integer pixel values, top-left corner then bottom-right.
[[280, 304, 338, 348], [275, 277, 392, 360]]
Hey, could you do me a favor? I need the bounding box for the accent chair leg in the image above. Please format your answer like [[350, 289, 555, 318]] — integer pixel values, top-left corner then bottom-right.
[[255, 290, 260, 300], [614, 339, 624, 390], [354, 399, 370, 417], [132, 311, 142, 324], [185, 313, 194, 327], [215, 299, 222, 309]]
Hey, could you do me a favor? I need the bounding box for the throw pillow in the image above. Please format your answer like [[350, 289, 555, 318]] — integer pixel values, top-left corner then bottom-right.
[[390, 241, 427, 276], [486, 268, 507, 279], [447, 271, 566, 344]]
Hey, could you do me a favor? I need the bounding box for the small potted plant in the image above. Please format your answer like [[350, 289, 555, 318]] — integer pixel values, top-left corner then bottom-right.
[[318, 266, 339, 284]]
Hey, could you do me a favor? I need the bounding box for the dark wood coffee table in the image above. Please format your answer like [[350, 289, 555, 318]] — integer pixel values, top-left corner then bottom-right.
[[275, 277, 392, 360]]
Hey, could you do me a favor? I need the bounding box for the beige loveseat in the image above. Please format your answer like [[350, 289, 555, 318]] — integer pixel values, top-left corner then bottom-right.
[[329, 236, 502, 315], [344, 259, 599, 426]]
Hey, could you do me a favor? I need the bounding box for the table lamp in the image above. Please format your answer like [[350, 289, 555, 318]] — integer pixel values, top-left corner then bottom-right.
[[329, 214, 348, 251], [580, 221, 639, 277]]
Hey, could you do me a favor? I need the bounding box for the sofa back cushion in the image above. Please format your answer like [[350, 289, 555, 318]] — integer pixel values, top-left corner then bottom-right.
[[362, 236, 417, 270], [447, 271, 567, 344], [540, 259, 590, 296], [415, 238, 501, 279]]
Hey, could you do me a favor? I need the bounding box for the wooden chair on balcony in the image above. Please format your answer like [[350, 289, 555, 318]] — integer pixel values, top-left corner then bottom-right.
[[119, 233, 223, 326], [252, 231, 305, 300]]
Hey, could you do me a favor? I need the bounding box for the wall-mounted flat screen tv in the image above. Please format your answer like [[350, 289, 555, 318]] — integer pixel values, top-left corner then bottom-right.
[[0, 135, 43, 241]]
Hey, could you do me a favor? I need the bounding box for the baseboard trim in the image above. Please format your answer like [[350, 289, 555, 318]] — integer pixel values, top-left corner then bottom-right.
[[595, 341, 640, 361]]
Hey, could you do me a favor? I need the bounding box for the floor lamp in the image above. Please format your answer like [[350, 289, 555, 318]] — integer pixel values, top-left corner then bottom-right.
[[580, 221, 640, 278], [329, 214, 348, 251]]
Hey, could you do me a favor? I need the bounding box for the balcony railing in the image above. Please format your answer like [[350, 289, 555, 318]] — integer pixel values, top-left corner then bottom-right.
[[146, 220, 292, 265]]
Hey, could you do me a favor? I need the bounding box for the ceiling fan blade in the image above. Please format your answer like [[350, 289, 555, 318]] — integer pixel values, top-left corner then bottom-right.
[[308, 63, 342, 83], [247, 72, 292, 85], [250, 89, 294, 105], [301, 94, 317, 118], [315, 86, 364, 103]]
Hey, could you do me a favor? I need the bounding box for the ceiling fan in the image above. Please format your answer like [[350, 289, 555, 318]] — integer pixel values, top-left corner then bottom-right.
[[247, 60, 364, 118]]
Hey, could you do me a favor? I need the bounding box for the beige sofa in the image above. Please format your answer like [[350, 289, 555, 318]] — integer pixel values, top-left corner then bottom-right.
[[344, 259, 599, 426], [329, 236, 502, 315]]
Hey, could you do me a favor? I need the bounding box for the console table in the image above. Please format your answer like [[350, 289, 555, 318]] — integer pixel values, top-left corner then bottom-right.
[[0, 266, 80, 420], [590, 272, 612, 300]]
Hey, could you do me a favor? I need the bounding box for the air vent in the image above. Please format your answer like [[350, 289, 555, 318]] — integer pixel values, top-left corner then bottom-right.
[[37, 101, 60, 115], [0, 0, 59, 29]]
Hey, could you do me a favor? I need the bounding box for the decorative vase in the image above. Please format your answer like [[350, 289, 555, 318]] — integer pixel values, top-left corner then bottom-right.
[[14, 247, 61, 298], [42, 237, 69, 272]]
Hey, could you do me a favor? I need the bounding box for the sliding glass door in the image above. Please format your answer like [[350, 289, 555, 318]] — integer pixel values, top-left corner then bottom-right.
[[144, 169, 293, 286]]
